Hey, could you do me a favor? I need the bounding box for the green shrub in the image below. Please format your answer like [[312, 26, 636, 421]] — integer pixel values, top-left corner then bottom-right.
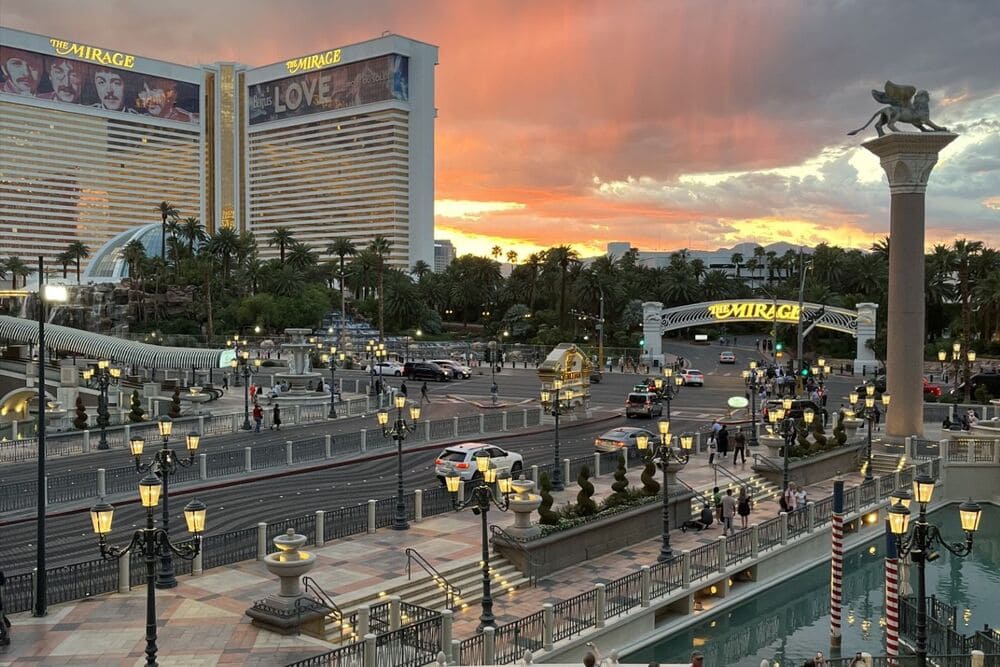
[[811, 415, 828, 449], [168, 387, 182, 419], [610, 454, 629, 502], [129, 390, 145, 423], [833, 410, 847, 446], [640, 460, 660, 496], [576, 465, 598, 516], [72, 395, 88, 430], [537, 472, 559, 525]]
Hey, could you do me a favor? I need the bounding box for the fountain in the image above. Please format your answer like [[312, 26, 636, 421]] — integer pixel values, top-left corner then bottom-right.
[[246, 529, 324, 634], [272, 328, 329, 407], [507, 479, 542, 540], [181, 386, 211, 416]]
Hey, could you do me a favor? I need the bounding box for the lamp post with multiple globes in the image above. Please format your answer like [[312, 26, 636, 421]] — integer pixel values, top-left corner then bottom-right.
[[323, 346, 345, 418], [656, 367, 684, 421], [377, 395, 421, 531], [635, 421, 692, 562], [83, 359, 122, 450], [741, 360, 766, 446], [849, 383, 891, 481], [540, 380, 568, 491], [767, 398, 815, 492], [230, 350, 260, 430]]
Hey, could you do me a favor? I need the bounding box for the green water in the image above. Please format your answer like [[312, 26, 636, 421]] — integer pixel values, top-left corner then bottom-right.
[[626, 504, 1000, 666]]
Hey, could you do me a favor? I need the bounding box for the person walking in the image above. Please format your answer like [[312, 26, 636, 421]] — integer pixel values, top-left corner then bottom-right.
[[420, 381, 430, 403], [716, 424, 730, 459], [271, 403, 281, 431], [222, 374, 229, 391], [712, 486, 723, 525], [252, 402, 263, 433], [795, 483, 808, 508], [400, 381, 408, 400], [782, 484, 797, 513], [732, 429, 747, 465], [738, 486, 752, 528], [721, 487, 737, 535]]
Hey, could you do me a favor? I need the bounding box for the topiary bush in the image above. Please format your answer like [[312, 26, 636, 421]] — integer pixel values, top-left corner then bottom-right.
[[833, 410, 847, 446], [72, 395, 88, 430], [576, 465, 598, 516], [609, 454, 629, 504], [537, 472, 560, 525], [811, 414, 828, 449], [640, 460, 660, 496], [168, 387, 182, 418], [129, 390, 145, 423]]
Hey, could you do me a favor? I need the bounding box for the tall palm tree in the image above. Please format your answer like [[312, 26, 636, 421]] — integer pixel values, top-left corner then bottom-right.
[[491, 245, 503, 261], [327, 238, 357, 318], [730, 252, 744, 280], [4, 257, 31, 290], [65, 241, 91, 284], [953, 239, 983, 400], [56, 251, 72, 279], [506, 250, 518, 265], [546, 245, 580, 328], [268, 227, 294, 264], [122, 239, 147, 280], [368, 235, 392, 340], [411, 260, 431, 281], [156, 201, 179, 261], [207, 227, 240, 283], [287, 241, 318, 272], [180, 217, 206, 254]]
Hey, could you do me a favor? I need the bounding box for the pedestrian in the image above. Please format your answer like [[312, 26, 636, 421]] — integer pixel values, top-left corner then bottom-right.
[[712, 486, 723, 524], [681, 504, 715, 532], [873, 403, 882, 431], [782, 484, 797, 512], [271, 403, 281, 430], [721, 487, 737, 535], [795, 483, 808, 508], [421, 381, 430, 403], [400, 381, 408, 399], [252, 402, 263, 433], [716, 424, 729, 458], [690, 651, 704, 667], [222, 374, 229, 391], [733, 429, 746, 465], [249, 383, 257, 401], [707, 433, 718, 465], [738, 486, 752, 529]]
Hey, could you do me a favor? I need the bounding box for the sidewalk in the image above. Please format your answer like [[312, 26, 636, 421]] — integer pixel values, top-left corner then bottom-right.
[[0, 452, 859, 665]]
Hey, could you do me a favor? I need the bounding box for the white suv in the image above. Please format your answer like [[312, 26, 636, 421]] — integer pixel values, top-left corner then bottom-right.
[[434, 442, 524, 483]]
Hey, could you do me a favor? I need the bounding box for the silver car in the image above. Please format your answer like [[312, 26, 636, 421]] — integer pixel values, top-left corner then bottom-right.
[[435, 442, 524, 483], [431, 359, 471, 379], [594, 427, 660, 453]]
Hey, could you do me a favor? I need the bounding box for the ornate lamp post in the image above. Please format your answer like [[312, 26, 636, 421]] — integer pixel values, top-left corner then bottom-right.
[[323, 346, 345, 418], [377, 395, 421, 531], [444, 460, 512, 630], [635, 422, 692, 562], [230, 351, 260, 430], [850, 383, 891, 481], [768, 397, 814, 492], [540, 379, 566, 491], [128, 417, 201, 589], [90, 475, 206, 666], [741, 360, 765, 446], [364, 339, 377, 397], [659, 367, 684, 421], [888, 477, 983, 667], [83, 360, 122, 450]]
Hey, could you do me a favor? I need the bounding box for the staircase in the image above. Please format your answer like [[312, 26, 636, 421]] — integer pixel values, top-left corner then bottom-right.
[[684, 468, 782, 519], [868, 452, 904, 477]]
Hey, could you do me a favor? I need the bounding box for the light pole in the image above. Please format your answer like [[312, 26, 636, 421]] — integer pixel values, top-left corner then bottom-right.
[[657, 367, 684, 421], [635, 422, 692, 562], [937, 349, 947, 381], [444, 459, 512, 630], [33, 259, 68, 618], [741, 360, 765, 446], [90, 475, 206, 666], [850, 384, 891, 481], [365, 339, 377, 397], [768, 398, 814, 492], [540, 380, 566, 491], [323, 347, 344, 418], [888, 477, 983, 667], [230, 351, 259, 430], [377, 395, 421, 531], [128, 417, 201, 589], [83, 360, 121, 450], [375, 344, 388, 407]]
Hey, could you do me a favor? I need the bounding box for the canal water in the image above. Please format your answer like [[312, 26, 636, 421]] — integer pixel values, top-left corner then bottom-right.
[[625, 504, 1000, 666]]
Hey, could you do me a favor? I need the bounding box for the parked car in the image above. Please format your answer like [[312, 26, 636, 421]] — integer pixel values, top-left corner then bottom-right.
[[589, 370, 603, 383], [625, 391, 663, 418], [434, 442, 523, 483], [719, 351, 736, 364], [855, 375, 942, 400], [761, 398, 821, 422], [951, 372, 1000, 400], [403, 361, 451, 382], [430, 359, 471, 379], [680, 369, 705, 386], [594, 427, 659, 453], [371, 360, 404, 376]]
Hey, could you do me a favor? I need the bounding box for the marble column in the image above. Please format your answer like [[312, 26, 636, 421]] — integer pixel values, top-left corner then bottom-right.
[[863, 133, 956, 440]]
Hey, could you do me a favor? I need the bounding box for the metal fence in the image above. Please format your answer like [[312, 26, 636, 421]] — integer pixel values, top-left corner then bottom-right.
[[727, 528, 753, 565], [551, 588, 598, 642], [493, 609, 545, 664], [648, 556, 683, 598], [689, 543, 719, 578], [758, 517, 783, 550], [457, 415, 481, 436], [282, 639, 367, 667], [324, 504, 369, 542], [203, 527, 257, 570], [604, 570, 643, 619]]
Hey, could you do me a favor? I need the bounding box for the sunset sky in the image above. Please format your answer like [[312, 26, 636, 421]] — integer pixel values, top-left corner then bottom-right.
[[4, 0, 998, 259]]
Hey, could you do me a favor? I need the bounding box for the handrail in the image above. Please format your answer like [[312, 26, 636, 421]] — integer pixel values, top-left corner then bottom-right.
[[404, 547, 461, 610], [713, 462, 752, 490], [489, 525, 539, 587], [673, 478, 712, 510], [752, 452, 783, 474], [301, 576, 348, 642]]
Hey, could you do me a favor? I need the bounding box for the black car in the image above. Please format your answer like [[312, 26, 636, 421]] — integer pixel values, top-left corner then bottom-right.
[[951, 372, 1000, 399], [761, 398, 821, 421], [403, 361, 450, 381]]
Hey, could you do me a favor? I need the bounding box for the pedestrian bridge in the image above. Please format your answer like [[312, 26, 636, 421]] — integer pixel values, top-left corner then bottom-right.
[[641, 299, 878, 373]]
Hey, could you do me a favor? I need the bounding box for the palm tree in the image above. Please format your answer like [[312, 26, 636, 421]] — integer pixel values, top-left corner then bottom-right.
[[327, 238, 357, 318], [506, 250, 518, 265], [56, 251, 72, 279], [180, 217, 206, 254], [953, 239, 983, 400], [268, 227, 294, 264], [287, 241, 318, 272], [411, 260, 431, 281], [156, 201, 179, 261], [546, 245, 580, 328], [4, 257, 31, 290], [207, 227, 240, 283], [491, 245, 503, 261], [122, 239, 147, 280], [368, 235, 392, 340], [730, 252, 744, 280], [65, 241, 91, 284]]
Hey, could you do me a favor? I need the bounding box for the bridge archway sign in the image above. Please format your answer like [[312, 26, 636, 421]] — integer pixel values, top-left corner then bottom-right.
[[641, 300, 878, 373]]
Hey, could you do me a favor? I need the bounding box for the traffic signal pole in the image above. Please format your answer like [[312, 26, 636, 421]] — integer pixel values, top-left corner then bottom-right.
[[796, 248, 806, 383]]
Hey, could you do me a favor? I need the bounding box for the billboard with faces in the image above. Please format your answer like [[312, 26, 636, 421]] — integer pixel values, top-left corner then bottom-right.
[[0, 44, 200, 124]]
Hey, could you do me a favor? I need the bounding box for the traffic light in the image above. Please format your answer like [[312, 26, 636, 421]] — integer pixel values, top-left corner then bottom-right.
[[776, 351, 784, 359], [639, 338, 645, 347], [800, 368, 809, 377], [775, 342, 783, 351]]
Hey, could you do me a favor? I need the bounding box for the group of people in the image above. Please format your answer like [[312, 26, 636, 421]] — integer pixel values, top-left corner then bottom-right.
[[781, 483, 808, 512], [707, 421, 749, 465], [943, 408, 981, 430], [681, 485, 754, 535]]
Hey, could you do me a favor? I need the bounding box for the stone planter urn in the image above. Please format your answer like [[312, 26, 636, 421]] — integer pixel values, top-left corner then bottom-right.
[[842, 417, 864, 438], [758, 433, 786, 460], [246, 529, 321, 634], [660, 458, 686, 487], [507, 479, 541, 540]]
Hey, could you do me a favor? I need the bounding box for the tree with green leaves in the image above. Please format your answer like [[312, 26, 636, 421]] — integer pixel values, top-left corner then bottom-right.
[[207, 227, 240, 284], [156, 201, 179, 261], [610, 454, 629, 504], [65, 241, 91, 284], [129, 390, 145, 423], [268, 227, 294, 264], [368, 235, 392, 340], [73, 394, 88, 429], [180, 217, 206, 254], [537, 471, 559, 525], [168, 387, 182, 418], [640, 459, 660, 496]]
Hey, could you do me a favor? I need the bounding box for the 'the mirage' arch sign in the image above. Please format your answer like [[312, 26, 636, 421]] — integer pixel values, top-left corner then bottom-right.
[[640, 299, 879, 374]]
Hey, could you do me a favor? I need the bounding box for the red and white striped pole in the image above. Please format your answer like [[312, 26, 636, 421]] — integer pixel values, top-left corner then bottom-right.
[[885, 519, 900, 660], [830, 479, 844, 648]]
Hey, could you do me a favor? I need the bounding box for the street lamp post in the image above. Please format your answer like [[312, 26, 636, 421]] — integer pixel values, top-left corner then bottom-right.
[[230, 351, 259, 430], [850, 384, 891, 481], [90, 475, 206, 666], [84, 360, 121, 450], [444, 460, 512, 630], [377, 395, 421, 531], [540, 380, 566, 491], [657, 367, 684, 421], [365, 339, 377, 397], [636, 422, 692, 562], [742, 360, 765, 447], [324, 347, 344, 418], [128, 417, 201, 589], [888, 478, 983, 667], [768, 398, 815, 492]]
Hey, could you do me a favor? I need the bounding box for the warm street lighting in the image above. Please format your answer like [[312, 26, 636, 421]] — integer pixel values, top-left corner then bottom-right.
[[129, 416, 199, 589], [851, 384, 891, 481], [541, 380, 567, 491], [85, 359, 121, 451], [377, 394, 421, 530], [658, 366, 683, 421], [888, 476, 983, 667], [90, 474, 205, 665], [743, 361, 767, 446], [231, 346, 259, 430], [636, 421, 691, 561], [324, 346, 344, 418], [445, 460, 511, 630]]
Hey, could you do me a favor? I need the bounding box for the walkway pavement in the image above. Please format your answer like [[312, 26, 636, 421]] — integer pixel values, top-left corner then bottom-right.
[[0, 450, 862, 666]]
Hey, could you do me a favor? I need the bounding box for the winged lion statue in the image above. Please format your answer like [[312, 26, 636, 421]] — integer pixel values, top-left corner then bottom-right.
[[848, 81, 948, 137]]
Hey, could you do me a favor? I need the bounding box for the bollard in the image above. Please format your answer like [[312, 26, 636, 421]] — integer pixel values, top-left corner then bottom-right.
[[450, 640, 461, 663], [10, 420, 17, 440], [198, 415, 205, 434], [286, 440, 293, 466], [363, 634, 376, 667], [681, 550, 691, 588], [479, 414, 485, 434], [717, 536, 727, 572], [593, 452, 601, 477], [123, 424, 131, 445], [595, 583, 606, 628], [806, 501, 816, 532], [440, 609, 453, 660], [315, 510, 325, 547], [367, 499, 377, 533], [972, 650, 985, 667], [501, 411, 508, 431], [424, 421, 431, 441], [415, 489, 423, 522], [325, 434, 333, 459], [245, 446, 252, 473], [457, 480, 466, 504], [542, 603, 554, 651], [530, 464, 539, 484], [640, 565, 651, 606], [483, 626, 496, 665], [82, 429, 91, 453], [193, 547, 203, 576], [118, 553, 130, 593], [780, 511, 789, 545], [562, 458, 570, 485], [199, 453, 207, 480], [360, 429, 367, 453], [389, 595, 401, 630], [356, 604, 370, 637], [97, 468, 106, 497], [257, 522, 268, 560], [452, 416, 459, 438], [750, 524, 760, 559]]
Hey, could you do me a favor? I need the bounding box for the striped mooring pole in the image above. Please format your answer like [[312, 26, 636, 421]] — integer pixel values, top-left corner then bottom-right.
[[830, 478, 845, 647], [885, 520, 901, 658]]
